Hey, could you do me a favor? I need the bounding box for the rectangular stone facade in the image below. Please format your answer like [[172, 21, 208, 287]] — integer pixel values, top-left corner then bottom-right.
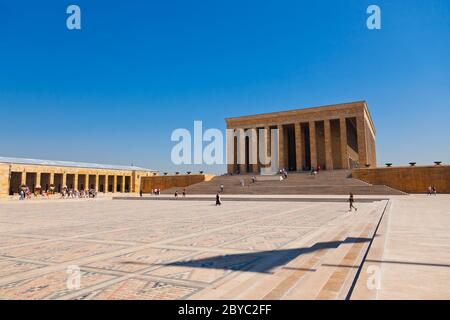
[[226, 101, 377, 174], [352, 165, 450, 194], [141, 174, 214, 193], [0, 161, 156, 198], [0, 164, 9, 198]]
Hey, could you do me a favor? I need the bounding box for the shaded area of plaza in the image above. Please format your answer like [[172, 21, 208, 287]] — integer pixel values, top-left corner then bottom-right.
[[161, 237, 372, 274]]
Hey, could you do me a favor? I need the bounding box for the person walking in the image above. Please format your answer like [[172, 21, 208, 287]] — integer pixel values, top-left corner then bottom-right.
[[432, 186, 437, 196], [182, 189, 186, 197], [220, 184, 224, 193], [349, 193, 357, 212], [174, 190, 178, 198], [427, 186, 432, 196], [215, 193, 222, 206], [140, 189, 143, 197]]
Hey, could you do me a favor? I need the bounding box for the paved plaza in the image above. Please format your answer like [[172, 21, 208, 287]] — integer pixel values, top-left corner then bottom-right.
[[0, 195, 449, 300]]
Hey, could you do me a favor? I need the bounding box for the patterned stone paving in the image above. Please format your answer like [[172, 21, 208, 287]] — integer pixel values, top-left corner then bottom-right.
[[0, 198, 386, 300]]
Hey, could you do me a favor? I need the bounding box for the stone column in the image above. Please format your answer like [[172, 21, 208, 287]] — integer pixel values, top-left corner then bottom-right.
[[85, 174, 89, 190], [309, 121, 317, 170], [236, 129, 246, 173], [74, 174, 79, 190], [340, 117, 349, 169], [324, 120, 334, 170], [248, 128, 258, 173], [21, 171, 26, 186], [294, 123, 303, 171], [356, 116, 368, 167], [104, 175, 109, 193], [113, 175, 117, 193], [62, 173, 67, 188], [95, 175, 99, 192], [278, 125, 285, 170], [259, 127, 270, 168], [226, 128, 236, 174], [36, 172, 41, 187], [121, 175, 126, 193], [49, 172, 55, 185]]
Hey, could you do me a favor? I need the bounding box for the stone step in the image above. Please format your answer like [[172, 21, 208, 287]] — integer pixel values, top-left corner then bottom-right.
[[159, 170, 406, 196]]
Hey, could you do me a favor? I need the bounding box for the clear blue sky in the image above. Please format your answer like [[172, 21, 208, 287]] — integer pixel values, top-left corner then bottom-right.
[[1, 0, 449, 173]]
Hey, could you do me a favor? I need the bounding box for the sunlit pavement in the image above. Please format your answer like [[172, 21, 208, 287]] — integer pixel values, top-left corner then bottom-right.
[[0, 195, 448, 300]]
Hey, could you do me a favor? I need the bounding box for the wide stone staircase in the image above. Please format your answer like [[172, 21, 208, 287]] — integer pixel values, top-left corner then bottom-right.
[[162, 170, 406, 195]]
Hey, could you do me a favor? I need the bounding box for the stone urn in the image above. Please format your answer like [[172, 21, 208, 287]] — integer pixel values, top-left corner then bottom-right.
[[163, 172, 168, 176], [365, 163, 371, 168], [409, 162, 416, 167], [186, 171, 191, 175], [385, 163, 393, 167], [199, 171, 204, 174], [434, 161, 442, 166]]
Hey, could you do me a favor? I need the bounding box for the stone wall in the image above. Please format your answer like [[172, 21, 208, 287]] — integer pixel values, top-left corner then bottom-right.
[[352, 165, 450, 193], [0, 164, 9, 198], [0, 162, 156, 197], [141, 174, 214, 193]]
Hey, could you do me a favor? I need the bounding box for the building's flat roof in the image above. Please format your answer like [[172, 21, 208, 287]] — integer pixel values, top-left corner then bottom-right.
[[225, 101, 367, 121], [0, 156, 157, 172], [225, 100, 376, 135]]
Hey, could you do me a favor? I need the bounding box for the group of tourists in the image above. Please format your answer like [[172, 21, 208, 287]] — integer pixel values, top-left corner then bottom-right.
[[427, 186, 438, 196], [174, 189, 187, 198], [18, 185, 56, 200], [61, 188, 97, 199], [279, 168, 288, 179], [19, 187, 32, 200], [310, 165, 321, 176], [18, 185, 97, 200]]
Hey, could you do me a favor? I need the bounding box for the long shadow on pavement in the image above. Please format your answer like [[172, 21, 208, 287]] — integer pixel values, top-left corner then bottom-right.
[[157, 237, 371, 274]]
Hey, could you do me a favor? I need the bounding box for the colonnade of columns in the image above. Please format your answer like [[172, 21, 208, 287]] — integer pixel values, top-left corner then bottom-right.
[[16, 171, 132, 193], [228, 116, 370, 174]]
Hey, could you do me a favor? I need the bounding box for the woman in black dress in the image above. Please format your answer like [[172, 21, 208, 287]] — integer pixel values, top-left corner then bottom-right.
[[216, 193, 221, 206], [349, 193, 357, 212]]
